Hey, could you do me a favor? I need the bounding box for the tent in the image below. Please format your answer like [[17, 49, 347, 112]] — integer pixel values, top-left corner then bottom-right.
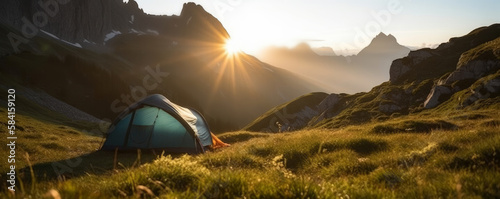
[[101, 94, 228, 154]]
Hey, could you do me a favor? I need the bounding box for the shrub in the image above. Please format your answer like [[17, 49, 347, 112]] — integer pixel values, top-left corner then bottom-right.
[[346, 138, 388, 155]]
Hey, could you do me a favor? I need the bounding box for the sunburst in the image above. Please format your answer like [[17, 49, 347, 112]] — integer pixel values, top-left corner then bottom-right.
[[224, 38, 241, 55]]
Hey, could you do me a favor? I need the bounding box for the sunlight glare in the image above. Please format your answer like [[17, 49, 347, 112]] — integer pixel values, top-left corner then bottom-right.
[[225, 38, 241, 55]]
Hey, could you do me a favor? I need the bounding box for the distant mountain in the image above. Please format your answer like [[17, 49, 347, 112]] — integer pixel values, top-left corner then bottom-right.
[[258, 43, 356, 93], [351, 33, 411, 81], [356, 33, 408, 57], [0, 2, 322, 132], [246, 24, 500, 132], [257, 33, 410, 93], [312, 47, 337, 56]]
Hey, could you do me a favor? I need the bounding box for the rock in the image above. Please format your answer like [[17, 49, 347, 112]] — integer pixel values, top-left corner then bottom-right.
[[274, 94, 343, 132], [379, 103, 402, 113], [0, 1, 228, 52], [445, 60, 500, 85], [0, 0, 143, 45], [389, 59, 411, 83], [485, 77, 500, 92], [462, 75, 500, 106], [378, 88, 406, 113], [390, 50, 434, 83], [317, 94, 341, 113], [425, 37, 500, 109], [381, 88, 404, 102], [424, 85, 452, 109]]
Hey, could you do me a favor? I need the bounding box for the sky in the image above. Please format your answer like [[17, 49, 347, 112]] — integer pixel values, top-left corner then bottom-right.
[[129, 0, 500, 55]]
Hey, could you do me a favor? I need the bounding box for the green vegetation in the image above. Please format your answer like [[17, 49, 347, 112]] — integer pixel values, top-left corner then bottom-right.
[[0, 107, 102, 173], [457, 36, 500, 68], [243, 92, 329, 132], [2, 107, 499, 198]]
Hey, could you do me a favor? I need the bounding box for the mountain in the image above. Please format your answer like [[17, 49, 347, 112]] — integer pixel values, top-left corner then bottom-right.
[[312, 46, 337, 56], [256, 33, 410, 93], [245, 24, 500, 132], [0, 2, 322, 132], [258, 43, 357, 93], [351, 33, 411, 82]]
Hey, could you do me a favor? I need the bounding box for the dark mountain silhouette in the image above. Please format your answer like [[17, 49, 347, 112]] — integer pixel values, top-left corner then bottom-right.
[[0, 2, 321, 132], [257, 33, 410, 93], [246, 24, 500, 132]]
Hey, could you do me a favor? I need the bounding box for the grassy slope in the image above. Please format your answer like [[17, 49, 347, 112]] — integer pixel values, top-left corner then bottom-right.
[[243, 92, 329, 132], [0, 84, 106, 170], [2, 107, 499, 198], [1, 24, 499, 198], [0, 106, 101, 170], [457, 36, 500, 68]]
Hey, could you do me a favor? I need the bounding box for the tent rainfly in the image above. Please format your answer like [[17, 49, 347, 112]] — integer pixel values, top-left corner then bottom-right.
[[101, 94, 226, 154]]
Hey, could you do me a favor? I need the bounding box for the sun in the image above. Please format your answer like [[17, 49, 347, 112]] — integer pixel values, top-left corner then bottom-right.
[[224, 38, 241, 55]]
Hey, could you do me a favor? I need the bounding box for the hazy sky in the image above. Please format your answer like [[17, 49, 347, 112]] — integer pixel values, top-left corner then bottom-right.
[[130, 0, 500, 55]]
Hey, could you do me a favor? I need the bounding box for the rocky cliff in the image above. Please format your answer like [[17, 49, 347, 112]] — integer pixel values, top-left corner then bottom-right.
[[1, 0, 142, 44], [0, 1, 229, 53]]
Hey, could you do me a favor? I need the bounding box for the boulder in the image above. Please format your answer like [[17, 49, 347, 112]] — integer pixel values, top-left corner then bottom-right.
[[424, 85, 452, 109], [445, 60, 500, 85], [462, 75, 500, 106], [390, 50, 435, 83], [379, 103, 402, 113]]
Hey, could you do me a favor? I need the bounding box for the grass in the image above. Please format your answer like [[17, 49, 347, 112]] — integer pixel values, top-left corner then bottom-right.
[[0, 107, 103, 173], [243, 92, 329, 132], [371, 119, 457, 134], [1, 107, 499, 198], [457, 36, 500, 68]]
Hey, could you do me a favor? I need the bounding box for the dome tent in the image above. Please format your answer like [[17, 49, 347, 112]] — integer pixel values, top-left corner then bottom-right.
[[101, 94, 215, 154]]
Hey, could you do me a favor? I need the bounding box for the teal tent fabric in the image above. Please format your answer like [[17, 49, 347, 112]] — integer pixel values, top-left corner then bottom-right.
[[101, 94, 213, 154]]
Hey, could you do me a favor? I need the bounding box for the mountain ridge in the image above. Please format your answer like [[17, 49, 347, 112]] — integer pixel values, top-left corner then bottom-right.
[[257, 32, 410, 93], [0, 2, 322, 132], [246, 23, 500, 132]]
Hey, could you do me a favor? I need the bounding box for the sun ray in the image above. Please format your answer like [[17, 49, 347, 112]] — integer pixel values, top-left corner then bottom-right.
[[155, 14, 255, 110]]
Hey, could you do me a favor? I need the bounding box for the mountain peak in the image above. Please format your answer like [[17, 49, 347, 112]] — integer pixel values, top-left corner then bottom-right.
[[179, 2, 230, 43], [373, 32, 397, 43], [127, 0, 139, 9], [375, 32, 388, 37], [358, 32, 407, 55], [180, 2, 205, 17]]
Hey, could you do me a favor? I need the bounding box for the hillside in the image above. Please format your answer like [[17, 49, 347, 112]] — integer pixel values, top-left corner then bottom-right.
[[246, 24, 500, 132], [1, 107, 499, 198]]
